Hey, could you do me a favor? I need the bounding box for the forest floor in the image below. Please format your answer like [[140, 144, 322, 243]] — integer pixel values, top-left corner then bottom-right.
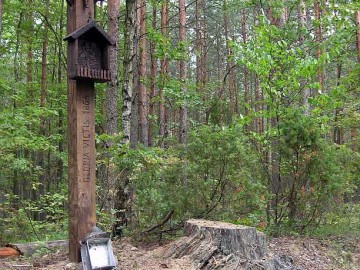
[[0, 234, 359, 270]]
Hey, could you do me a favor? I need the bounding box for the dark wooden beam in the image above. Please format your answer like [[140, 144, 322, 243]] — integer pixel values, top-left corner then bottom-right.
[[67, 0, 96, 263]]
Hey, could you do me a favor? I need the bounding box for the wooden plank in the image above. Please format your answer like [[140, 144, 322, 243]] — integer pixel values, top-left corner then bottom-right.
[[68, 80, 96, 262]]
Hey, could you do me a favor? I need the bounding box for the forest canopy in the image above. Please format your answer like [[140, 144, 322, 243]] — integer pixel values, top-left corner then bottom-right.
[[0, 0, 359, 244]]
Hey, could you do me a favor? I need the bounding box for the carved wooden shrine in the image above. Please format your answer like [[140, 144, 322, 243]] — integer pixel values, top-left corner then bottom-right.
[[66, 0, 113, 262], [65, 21, 114, 82]]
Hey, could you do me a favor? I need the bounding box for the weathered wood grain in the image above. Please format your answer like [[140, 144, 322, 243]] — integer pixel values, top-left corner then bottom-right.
[[67, 0, 96, 263]]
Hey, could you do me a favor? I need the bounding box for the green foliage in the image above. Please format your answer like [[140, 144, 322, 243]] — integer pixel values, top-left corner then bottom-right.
[[231, 5, 360, 233], [0, 191, 68, 244], [310, 203, 360, 238], [113, 125, 267, 233]]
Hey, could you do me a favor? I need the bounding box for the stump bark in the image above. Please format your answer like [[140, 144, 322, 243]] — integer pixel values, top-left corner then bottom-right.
[[164, 219, 295, 270]]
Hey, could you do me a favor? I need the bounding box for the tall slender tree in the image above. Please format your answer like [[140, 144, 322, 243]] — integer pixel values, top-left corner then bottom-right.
[[122, 0, 136, 144], [314, 0, 324, 92], [158, 0, 168, 147], [356, 11, 360, 62], [138, 0, 148, 146], [241, 9, 249, 119], [351, 10, 360, 150], [38, 0, 50, 201], [26, 0, 34, 101], [298, 0, 310, 115], [57, 0, 65, 185], [223, 0, 235, 116], [200, 0, 207, 109], [148, 4, 157, 146], [195, 0, 201, 92], [103, 0, 120, 213], [178, 0, 187, 144], [0, 0, 2, 43]]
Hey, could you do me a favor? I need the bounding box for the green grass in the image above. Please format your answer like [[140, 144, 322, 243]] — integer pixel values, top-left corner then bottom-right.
[[309, 203, 360, 238]]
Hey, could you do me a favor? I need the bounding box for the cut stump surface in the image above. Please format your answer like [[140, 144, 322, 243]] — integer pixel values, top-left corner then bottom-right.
[[164, 219, 296, 270]]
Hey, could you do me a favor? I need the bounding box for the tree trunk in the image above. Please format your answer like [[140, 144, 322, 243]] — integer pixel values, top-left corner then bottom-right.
[[57, 0, 65, 185], [178, 0, 187, 144], [254, 74, 262, 134], [158, 0, 168, 148], [195, 0, 201, 95], [38, 0, 50, 206], [131, 0, 140, 146], [26, 0, 34, 102], [333, 64, 342, 145], [0, 0, 2, 43], [115, 0, 137, 236], [298, 0, 310, 115], [357, 11, 360, 62], [267, 5, 284, 226], [351, 10, 360, 151], [102, 0, 120, 213], [25, 1, 34, 203], [223, 0, 235, 117], [105, 0, 120, 138], [200, 0, 207, 113], [122, 0, 136, 145], [241, 9, 249, 121], [148, 5, 157, 146], [314, 0, 324, 92], [138, 0, 148, 146]]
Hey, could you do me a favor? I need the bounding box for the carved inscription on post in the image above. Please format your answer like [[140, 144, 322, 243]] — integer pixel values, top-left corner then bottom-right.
[[82, 94, 91, 182]]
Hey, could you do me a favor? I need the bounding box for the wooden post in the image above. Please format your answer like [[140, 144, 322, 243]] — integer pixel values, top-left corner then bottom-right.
[[67, 0, 96, 262]]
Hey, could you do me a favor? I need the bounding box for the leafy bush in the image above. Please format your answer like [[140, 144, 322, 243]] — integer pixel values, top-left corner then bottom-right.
[[0, 192, 68, 243], [263, 109, 359, 233], [113, 125, 268, 233]]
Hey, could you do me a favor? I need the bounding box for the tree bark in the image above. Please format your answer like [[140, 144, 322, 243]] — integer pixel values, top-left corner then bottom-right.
[[254, 74, 262, 134], [158, 0, 168, 147], [0, 0, 2, 43], [148, 5, 157, 146], [298, 0, 310, 115], [223, 0, 235, 117], [267, 5, 284, 225], [333, 64, 342, 145], [122, 0, 136, 145], [195, 0, 201, 95], [357, 11, 360, 62], [102, 0, 120, 213], [57, 0, 65, 185], [26, 0, 34, 102], [56, 0, 65, 188], [138, 0, 148, 146], [105, 0, 120, 138], [164, 219, 270, 269], [314, 0, 324, 92], [38, 0, 50, 205], [351, 10, 360, 150], [116, 0, 137, 235], [241, 9, 249, 120], [200, 0, 207, 110], [178, 0, 187, 144]]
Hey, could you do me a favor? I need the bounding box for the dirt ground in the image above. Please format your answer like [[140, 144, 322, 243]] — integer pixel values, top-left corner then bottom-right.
[[1, 235, 359, 270]]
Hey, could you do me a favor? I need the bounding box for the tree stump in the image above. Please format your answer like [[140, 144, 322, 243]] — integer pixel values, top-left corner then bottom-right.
[[164, 219, 295, 270]]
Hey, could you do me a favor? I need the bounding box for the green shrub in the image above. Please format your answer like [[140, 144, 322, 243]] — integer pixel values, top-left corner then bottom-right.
[[114, 125, 268, 233]]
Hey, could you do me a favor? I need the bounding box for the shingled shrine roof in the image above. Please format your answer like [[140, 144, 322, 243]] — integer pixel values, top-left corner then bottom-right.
[[64, 20, 115, 45]]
